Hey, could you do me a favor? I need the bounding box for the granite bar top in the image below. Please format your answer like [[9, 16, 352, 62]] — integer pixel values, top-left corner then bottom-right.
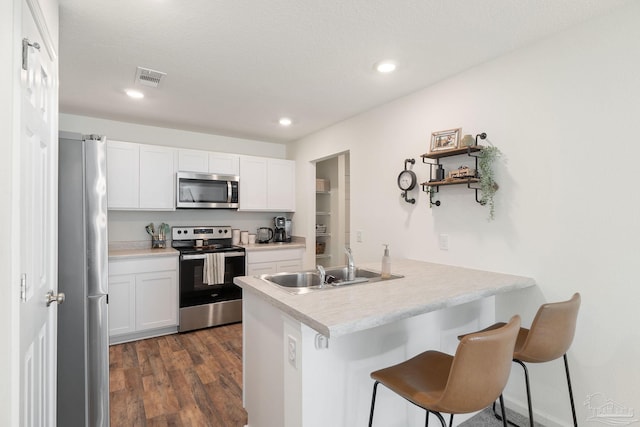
[[234, 258, 535, 338]]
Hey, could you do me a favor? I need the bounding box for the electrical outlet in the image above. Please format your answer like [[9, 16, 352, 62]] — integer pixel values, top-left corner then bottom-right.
[[356, 230, 363, 243], [287, 335, 297, 368], [439, 234, 449, 251]]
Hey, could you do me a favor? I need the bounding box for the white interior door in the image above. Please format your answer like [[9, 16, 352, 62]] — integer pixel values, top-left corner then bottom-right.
[[19, 0, 58, 424]]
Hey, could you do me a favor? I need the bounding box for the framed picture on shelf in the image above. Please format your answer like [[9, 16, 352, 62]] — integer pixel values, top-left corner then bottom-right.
[[430, 128, 461, 152]]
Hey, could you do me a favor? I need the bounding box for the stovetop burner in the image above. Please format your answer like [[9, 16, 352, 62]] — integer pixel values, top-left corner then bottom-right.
[[171, 225, 245, 254]]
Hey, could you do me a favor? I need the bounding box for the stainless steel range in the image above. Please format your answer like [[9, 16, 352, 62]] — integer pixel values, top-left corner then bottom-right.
[[172, 226, 245, 332]]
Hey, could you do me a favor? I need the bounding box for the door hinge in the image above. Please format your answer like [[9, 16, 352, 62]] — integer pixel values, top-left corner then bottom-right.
[[20, 274, 27, 302], [22, 38, 40, 71]]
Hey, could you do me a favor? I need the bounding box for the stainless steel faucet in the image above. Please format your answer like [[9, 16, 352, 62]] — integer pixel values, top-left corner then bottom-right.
[[344, 247, 355, 281], [316, 264, 326, 287]]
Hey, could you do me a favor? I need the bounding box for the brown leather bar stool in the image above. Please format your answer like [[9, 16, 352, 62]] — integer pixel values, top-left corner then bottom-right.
[[368, 315, 521, 427], [462, 293, 581, 427]]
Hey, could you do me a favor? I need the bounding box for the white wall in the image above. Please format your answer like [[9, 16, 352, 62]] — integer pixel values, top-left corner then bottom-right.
[[60, 113, 286, 156], [60, 114, 290, 242], [290, 3, 640, 426]]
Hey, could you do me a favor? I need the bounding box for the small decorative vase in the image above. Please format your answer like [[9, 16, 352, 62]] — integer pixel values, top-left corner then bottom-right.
[[460, 134, 475, 147]]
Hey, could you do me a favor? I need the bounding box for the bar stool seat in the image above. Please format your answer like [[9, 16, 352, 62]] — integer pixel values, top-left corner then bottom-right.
[[368, 315, 521, 427]]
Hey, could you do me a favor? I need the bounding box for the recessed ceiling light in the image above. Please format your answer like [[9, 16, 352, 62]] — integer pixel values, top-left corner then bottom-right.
[[125, 89, 144, 99], [279, 117, 292, 126], [375, 61, 397, 73]]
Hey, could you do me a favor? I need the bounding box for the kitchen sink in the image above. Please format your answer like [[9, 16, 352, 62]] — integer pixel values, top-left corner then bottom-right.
[[259, 267, 403, 294], [262, 271, 322, 288]]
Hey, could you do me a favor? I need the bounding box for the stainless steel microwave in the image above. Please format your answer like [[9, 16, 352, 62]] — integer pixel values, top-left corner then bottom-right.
[[176, 171, 239, 209]]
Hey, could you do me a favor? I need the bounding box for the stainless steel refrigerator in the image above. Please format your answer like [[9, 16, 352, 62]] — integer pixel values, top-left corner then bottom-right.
[[57, 131, 110, 427]]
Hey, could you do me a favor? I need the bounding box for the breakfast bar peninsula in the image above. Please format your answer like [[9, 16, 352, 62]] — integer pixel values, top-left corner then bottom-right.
[[234, 258, 535, 427]]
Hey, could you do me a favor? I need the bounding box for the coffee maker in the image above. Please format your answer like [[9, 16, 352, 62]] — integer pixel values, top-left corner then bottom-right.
[[273, 216, 289, 242]]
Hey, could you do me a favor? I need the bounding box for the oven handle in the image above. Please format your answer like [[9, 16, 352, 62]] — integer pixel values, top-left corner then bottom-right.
[[181, 251, 245, 261]]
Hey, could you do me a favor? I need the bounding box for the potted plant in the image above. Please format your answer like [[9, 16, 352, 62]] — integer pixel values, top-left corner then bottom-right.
[[477, 145, 501, 220]]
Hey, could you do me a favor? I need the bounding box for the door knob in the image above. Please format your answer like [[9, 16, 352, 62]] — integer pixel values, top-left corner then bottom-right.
[[46, 290, 65, 307]]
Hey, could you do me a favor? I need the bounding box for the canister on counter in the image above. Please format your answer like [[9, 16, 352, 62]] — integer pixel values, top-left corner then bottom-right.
[[232, 229, 240, 245], [240, 230, 249, 245]]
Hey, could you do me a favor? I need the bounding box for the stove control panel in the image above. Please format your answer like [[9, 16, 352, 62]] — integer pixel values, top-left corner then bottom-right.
[[172, 226, 232, 241]]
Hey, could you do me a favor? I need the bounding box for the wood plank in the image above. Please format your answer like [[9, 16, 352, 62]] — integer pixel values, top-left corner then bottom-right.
[[110, 323, 247, 426]]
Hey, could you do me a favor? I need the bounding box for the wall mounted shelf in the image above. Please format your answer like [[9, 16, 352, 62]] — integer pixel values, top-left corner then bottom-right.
[[419, 133, 494, 207]]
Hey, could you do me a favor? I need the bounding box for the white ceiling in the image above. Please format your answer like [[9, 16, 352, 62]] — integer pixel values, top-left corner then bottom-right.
[[59, 0, 631, 143]]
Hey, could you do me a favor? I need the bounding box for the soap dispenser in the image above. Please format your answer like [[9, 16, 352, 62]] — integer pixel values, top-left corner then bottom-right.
[[381, 244, 391, 279]]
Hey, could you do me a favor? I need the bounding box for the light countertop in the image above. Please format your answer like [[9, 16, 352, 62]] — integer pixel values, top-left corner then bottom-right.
[[240, 241, 306, 252], [108, 241, 179, 259], [234, 258, 535, 338]]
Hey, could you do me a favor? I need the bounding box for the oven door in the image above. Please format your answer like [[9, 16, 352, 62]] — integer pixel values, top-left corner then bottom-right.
[[179, 251, 245, 308]]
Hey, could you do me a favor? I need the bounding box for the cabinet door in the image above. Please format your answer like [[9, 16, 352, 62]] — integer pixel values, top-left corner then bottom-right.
[[246, 262, 277, 276], [108, 274, 136, 336], [267, 159, 295, 211], [135, 270, 178, 331], [276, 260, 302, 273], [239, 155, 268, 210], [107, 141, 139, 209], [178, 149, 208, 173], [139, 144, 176, 210], [209, 152, 240, 175]]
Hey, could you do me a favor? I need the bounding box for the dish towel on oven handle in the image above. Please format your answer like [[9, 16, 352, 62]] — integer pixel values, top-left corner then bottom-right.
[[203, 253, 225, 285]]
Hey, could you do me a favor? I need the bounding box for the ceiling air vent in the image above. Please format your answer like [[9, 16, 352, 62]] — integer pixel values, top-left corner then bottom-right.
[[134, 67, 166, 88]]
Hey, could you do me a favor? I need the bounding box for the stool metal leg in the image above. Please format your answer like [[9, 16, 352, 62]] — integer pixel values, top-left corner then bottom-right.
[[429, 411, 447, 427], [499, 394, 509, 427], [564, 354, 578, 427], [514, 359, 534, 427], [369, 381, 379, 427]]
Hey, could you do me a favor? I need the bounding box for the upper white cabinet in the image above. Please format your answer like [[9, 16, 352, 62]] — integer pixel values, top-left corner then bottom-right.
[[107, 141, 140, 208], [177, 149, 239, 175], [209, 152, 240, 175], [107, 140, 176, 210], [177, 149, 208, 173], [139, 144, 176, 209], [239, 155, 295, 212]]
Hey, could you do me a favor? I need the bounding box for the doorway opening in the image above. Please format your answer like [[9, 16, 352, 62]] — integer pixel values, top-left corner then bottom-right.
[[314, 152, 350, 267]]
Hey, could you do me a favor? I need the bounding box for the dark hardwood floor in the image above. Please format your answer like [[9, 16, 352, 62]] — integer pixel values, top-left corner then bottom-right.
[[109, 323, 247, 426]]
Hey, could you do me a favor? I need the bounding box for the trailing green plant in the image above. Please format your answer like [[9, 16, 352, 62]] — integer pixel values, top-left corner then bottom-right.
[[477, 145, 501, 220]]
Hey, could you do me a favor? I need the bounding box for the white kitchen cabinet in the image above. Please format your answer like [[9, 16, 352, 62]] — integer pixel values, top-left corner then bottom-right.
[[267, 158, 296, 211], [135, 270, 178, 330], [178, 149, 240, 175], [246, 248, 304, 276], [208, 152, 240, 175], [107, 140, 176, 210], [107, 141, 140, 208], [177, 149, 209, 173], [108, 274, 136, 336], [239, 156, 268, 210], [108, 255, 178, 344], [239, 155, 295, 212], [139, 144, 176, 209]]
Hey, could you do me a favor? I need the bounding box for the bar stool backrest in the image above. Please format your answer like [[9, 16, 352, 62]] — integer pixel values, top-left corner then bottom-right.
[[517, 293, 581, 363], [436, 315, 521, 414]]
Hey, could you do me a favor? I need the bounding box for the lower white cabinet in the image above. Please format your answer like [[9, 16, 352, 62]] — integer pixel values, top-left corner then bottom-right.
[[108, 255, 178, 343], [246, 248, 304, 276]]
